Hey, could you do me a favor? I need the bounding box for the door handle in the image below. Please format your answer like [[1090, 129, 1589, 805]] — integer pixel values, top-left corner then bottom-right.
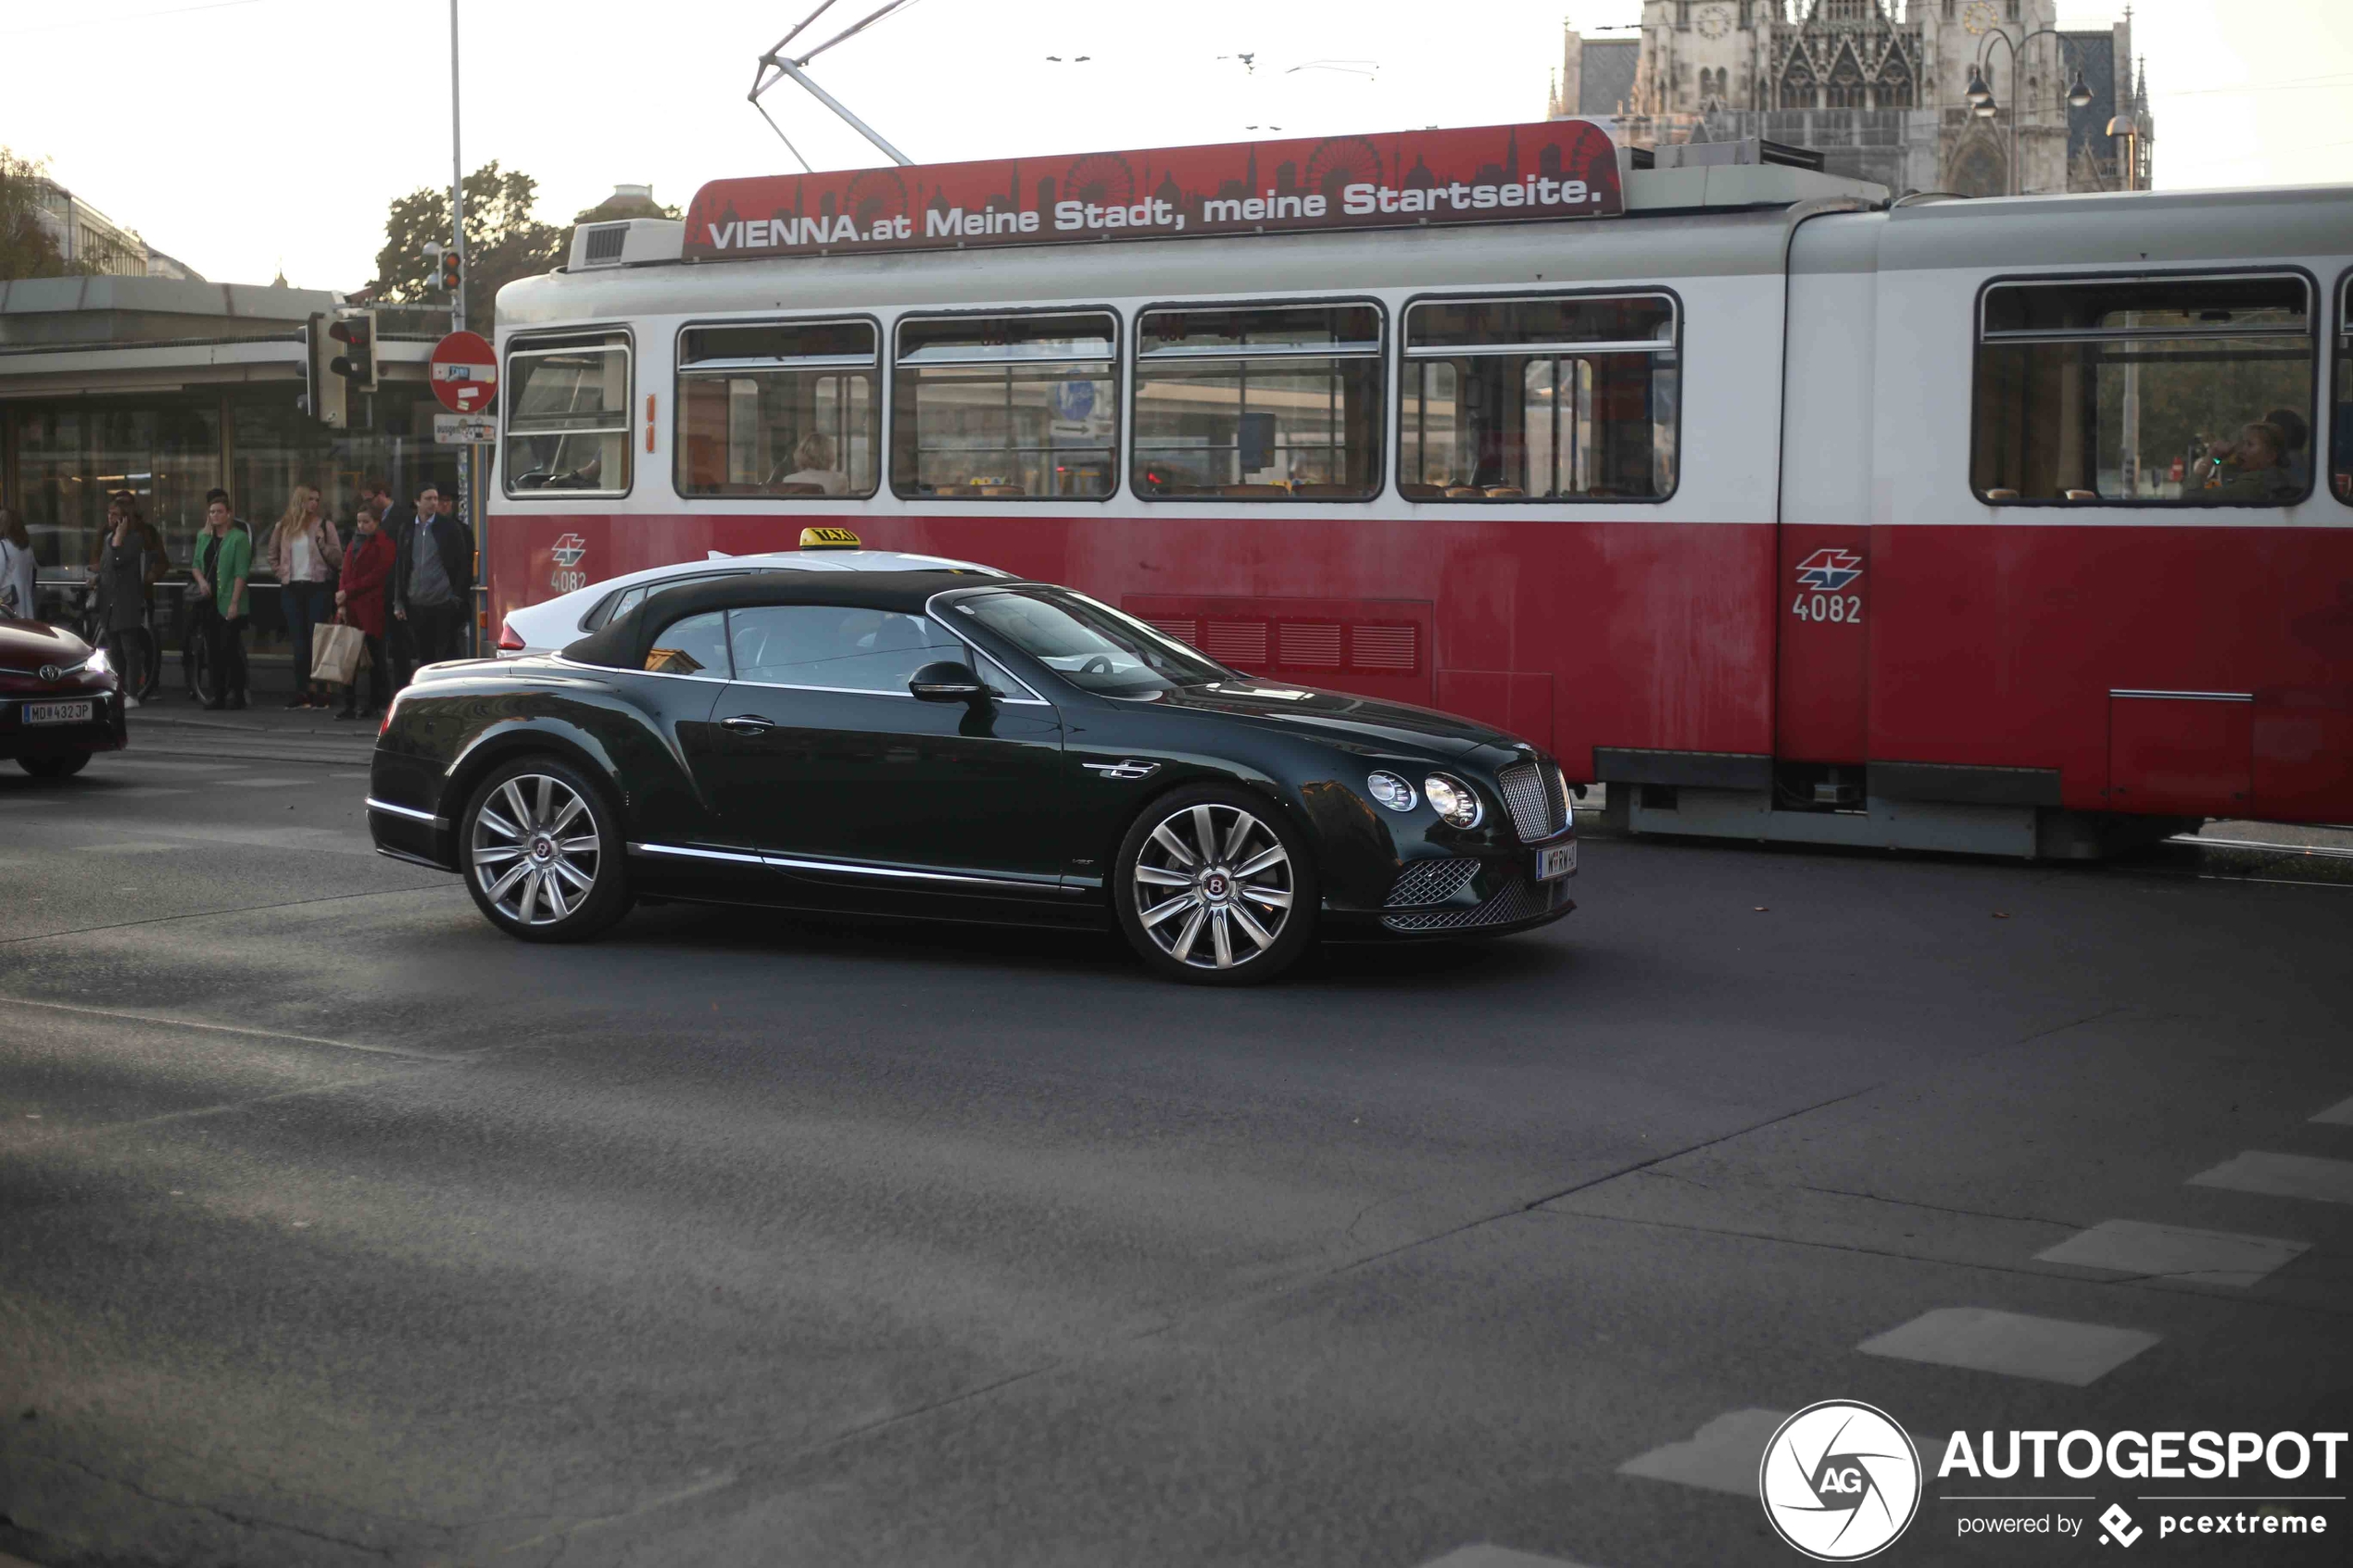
[[721, 714, 775, 734]]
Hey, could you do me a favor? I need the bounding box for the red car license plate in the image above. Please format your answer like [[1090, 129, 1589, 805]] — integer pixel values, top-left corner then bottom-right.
[[24, 700, 94, 726], [1535, 842, 1576, 881]]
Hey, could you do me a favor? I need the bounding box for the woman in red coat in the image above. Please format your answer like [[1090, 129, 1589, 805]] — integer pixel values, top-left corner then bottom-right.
[[333, 503, 396, 720]]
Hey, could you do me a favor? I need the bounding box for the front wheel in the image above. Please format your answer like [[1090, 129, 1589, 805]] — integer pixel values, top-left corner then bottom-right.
[[1113, 786, 1317, 985], [460, 758, 631, 943], [19, 754, 91, 780]]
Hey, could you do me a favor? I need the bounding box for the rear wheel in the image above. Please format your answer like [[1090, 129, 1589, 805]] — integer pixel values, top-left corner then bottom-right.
[[19, 754, 90, 780], [1113, 786, 1316, 985], [459, 757, 631, 943]]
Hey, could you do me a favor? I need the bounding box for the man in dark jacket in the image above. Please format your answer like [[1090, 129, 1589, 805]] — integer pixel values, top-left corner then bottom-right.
[[391, 483, 472, 685]]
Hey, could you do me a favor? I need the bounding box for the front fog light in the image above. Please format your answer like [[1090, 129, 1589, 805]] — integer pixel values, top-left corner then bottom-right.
[[1366, 771, 1416, 811], [1424, 774, 1481, 828]]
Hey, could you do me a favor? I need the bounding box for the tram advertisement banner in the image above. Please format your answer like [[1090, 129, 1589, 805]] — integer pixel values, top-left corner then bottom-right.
[[684, 119, 1623, 262]]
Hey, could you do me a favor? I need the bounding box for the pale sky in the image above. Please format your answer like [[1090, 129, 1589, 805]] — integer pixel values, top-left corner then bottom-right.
[[1, 0, 2347, 291]]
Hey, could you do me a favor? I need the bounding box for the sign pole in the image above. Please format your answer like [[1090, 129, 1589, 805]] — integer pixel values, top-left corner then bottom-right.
[[450, 0, 478, 648]]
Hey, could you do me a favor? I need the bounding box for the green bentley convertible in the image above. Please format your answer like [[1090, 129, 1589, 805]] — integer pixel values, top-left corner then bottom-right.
[[367, 571, 1576, 984]]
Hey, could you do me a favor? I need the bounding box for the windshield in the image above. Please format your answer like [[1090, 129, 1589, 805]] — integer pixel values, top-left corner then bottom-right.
[[954, 587, 1227, 696]]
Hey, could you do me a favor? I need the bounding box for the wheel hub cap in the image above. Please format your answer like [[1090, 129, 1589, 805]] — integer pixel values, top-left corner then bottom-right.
[[1131, 802, 1295, 970], [469, 773, 598, 928]]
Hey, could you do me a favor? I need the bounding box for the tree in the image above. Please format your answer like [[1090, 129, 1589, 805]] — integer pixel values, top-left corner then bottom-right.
[[367, 162, 563, 331], [0, 148, 98, 282]]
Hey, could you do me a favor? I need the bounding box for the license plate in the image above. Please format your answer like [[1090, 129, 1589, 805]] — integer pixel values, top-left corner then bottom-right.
[[1535, 842, 1576, 881], [23, 700, 94, 726]]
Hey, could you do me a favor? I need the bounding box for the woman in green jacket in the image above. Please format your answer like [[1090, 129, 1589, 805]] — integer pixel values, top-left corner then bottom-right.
[[188, 488, 252, 709]]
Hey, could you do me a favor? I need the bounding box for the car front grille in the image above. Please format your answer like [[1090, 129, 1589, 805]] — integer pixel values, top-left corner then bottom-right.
[[1381, 872, 1567, 933], [1384, 857, 1481, 908], [1497, 759, 1568, 844]]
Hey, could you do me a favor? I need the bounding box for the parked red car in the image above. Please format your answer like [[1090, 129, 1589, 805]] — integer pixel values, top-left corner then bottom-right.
[[2, 616, 126, 778]]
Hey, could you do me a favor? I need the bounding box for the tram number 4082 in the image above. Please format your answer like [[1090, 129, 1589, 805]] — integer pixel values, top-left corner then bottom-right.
[[1791, 593, 1863, 624]]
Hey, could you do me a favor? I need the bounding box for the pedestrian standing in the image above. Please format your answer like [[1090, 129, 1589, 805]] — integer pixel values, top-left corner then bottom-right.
[[333, 502, 395, 720], [89, 492, 165, 706], [268, 483, 344, 709], [188, 488, 252, 709], [391, 483, 471, 684], [0, 507, 36, 621]]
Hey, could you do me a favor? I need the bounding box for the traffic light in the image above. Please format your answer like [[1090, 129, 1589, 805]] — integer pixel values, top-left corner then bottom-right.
[[303, 313, 347, 430], [327, 309, 377, 393], [440, 248, 462, 295]]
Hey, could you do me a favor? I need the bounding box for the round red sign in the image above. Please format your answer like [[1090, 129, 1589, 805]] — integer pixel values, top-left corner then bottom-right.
[[429, 330, 497, 415]]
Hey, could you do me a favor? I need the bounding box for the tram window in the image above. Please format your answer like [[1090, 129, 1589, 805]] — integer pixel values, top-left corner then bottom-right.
[[2334, 275, 2352, 506], [1400, 295, 1679, 502], [1973, 274, 2315, 507], [505, 334, 631, 497], [890, 312, 1117, 500], [676, 320, 878, 499], [1132, 304, 1383, 501]]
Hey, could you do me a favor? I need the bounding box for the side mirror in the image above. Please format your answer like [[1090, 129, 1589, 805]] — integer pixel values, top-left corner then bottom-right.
[[909, 660, 988, 703]]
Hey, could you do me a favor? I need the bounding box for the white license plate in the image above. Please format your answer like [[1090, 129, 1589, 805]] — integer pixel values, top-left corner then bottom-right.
[[1535, 842, 1576, 881], [23, 700, 94, 726]]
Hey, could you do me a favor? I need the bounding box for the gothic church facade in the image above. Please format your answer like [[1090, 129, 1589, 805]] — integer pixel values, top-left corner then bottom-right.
[[1547, 0, 2151, 197]]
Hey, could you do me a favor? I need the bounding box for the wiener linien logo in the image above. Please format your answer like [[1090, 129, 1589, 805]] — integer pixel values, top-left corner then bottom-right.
[[1759, 1400, 1923, 1561]]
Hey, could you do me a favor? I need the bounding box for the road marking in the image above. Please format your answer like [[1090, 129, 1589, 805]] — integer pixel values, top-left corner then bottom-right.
[[1416, 1549, 1599, 1568], [91, 786, 192, 798], [2189, 1150, 2353, 1205], [2311, 1097, 2353, 1126], [2033, 1220, 2308, 1287], [218, 777, 305, 788], [1617, 1407, 1785, 1496], [0, 997, 446, 1060], [1857, 1308, 2159, 1386], [77, 843, 182, 856]]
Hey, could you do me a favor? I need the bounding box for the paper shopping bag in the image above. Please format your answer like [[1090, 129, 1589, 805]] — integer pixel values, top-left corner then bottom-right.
[[312, 621, 364, 685]]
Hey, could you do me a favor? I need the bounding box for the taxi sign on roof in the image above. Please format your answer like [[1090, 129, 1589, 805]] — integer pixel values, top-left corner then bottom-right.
[[685, 119, 1620, 264], [799, 526, 861, 549]]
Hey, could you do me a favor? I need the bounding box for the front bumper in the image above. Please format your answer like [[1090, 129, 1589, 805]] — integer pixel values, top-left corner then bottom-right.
[[0, 688, 127, 759]]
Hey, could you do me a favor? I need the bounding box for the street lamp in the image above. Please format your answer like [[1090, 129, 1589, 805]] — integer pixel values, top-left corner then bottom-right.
[[1971, 27, 2097, 195]]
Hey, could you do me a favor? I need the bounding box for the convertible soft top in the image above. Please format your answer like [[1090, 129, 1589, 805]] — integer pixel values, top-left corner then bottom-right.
[[560, 570, 1014, 671]]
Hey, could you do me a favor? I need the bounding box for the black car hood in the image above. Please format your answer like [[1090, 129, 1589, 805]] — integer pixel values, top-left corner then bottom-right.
[[1146, 681, 1515, 759]]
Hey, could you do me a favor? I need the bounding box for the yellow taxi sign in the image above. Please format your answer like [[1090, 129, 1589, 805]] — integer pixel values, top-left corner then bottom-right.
[[799, 526, 861, 550]]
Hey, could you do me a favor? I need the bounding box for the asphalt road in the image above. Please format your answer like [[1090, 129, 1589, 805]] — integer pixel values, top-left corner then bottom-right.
[[4, 709, 2352, 1568]]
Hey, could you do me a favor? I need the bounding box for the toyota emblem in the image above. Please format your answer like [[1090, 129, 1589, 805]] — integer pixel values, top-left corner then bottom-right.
[[37, 664, 61, 684]]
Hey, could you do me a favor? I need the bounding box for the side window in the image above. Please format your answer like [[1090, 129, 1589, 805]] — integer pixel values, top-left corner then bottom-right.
[[1133, 304, 1383, 500], [1401, 294, 1678, 501], [1973, 274, 2315, 507], [726, 605, 971, 692], [2334, 274, 2351, 505], [891, 312, 1117, 499], [644, 610, 730, 677], [676, 320, 878, 498], [506, 332, 632, 496]]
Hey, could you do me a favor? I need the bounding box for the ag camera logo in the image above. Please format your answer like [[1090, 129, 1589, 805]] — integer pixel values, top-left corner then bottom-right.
[[1759, 1400, 1922, 1561]]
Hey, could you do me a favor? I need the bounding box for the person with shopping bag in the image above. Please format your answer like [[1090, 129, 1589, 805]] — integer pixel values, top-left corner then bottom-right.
[[332, 502, 395, 721], [268, 484, 343, 709]]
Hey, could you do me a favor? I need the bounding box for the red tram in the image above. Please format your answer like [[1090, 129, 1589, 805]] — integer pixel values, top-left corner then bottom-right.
[[485, 119, 2353, 857]]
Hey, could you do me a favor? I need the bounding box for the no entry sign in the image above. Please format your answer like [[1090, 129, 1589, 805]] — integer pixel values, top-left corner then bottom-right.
[[430, 331, 497, 415]]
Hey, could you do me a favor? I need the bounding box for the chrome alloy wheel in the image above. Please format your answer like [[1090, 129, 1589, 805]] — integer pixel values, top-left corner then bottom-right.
[[470, 773, 600, 927], [1130, 801, 1295, 970]]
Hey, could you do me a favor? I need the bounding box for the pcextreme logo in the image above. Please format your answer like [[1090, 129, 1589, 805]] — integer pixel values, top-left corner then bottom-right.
[[1759, 1400, 1923, 1561]]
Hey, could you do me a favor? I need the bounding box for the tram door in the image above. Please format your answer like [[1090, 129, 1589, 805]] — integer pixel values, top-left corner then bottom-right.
[[1774, 218, 1878, 782]]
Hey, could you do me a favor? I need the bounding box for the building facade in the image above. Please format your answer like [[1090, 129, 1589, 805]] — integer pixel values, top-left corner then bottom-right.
[[0, 276, 462, 645], [1547, 0, 2152, 197]]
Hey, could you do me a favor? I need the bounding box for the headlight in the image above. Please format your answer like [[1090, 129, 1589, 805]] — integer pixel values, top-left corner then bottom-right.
[[1424, 774, 1482, 829], [1366, 771, 1417, 811], [79, 647, 111, 680]]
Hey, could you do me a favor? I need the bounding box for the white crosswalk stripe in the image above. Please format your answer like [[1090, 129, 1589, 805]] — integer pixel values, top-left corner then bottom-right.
[[1856, 1307, 2159, 1386], [2188, 1150, 2353, 1205], [2032, 1219, 2309, 1287], [1617, 1407, 1784, 1496], [2310, 1096, 2353, 1127]]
